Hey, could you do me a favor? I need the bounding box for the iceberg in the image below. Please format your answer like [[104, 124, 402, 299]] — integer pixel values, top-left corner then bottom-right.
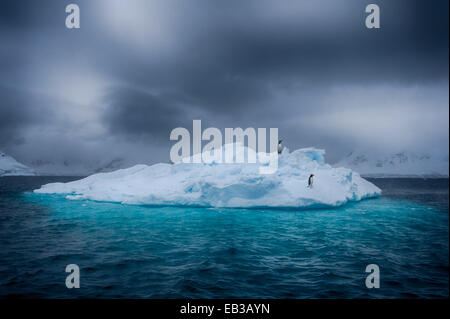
[[34, 144, 381, 208]]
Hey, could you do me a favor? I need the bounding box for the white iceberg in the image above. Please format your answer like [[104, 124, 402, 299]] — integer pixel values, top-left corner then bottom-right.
[[0, 151, 36, 176], [34, 144, 381, 208]]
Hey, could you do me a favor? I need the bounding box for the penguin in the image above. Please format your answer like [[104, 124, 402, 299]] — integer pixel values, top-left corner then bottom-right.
[[277, 140, 283, 155], [308, 174, 314, 188]]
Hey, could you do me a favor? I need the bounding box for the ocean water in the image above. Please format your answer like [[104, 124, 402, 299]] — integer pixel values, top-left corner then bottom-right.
[[0, 177, 448, 298]]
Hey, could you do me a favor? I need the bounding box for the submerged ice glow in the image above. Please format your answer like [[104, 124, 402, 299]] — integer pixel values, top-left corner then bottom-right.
[[34, 144, 381, 208]]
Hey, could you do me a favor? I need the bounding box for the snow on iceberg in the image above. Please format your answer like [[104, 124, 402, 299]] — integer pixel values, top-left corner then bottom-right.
[[34, 144, 381, 208]]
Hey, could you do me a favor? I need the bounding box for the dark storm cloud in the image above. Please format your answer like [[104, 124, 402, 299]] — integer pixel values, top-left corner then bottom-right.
[[102, 86, 191, 140], [0, 2, 35, 28], [0, 0, 65, 32], [0, 0, 448, 170], [0, 86, 54, 146], [94, 0, 448, 122]]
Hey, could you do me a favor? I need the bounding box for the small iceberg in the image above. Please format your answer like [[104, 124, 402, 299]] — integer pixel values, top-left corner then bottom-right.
[[34, 144, 381, 208]]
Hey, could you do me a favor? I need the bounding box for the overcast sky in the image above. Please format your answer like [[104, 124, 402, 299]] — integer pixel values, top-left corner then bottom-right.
[[0, 0, 448, 171]]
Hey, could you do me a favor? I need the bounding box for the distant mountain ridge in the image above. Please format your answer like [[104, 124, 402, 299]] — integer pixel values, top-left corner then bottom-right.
[[3, 149, 449, 178], [29, 157, 139, 176], [334, 151, 449, 177], [0, 151, 36, 176]]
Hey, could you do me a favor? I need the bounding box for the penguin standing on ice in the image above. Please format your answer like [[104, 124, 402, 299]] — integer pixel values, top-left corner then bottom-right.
[[308, 174, 314, 188], [277, 140, 283, 154]]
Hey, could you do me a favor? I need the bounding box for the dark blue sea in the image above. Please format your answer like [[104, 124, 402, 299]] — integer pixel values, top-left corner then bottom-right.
[[0, 177, 448, 298]]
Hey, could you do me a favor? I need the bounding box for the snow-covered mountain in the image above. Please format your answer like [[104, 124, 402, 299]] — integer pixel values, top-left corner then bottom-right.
[[29, 157, 139, 176], [334, 151, 449, 178], [0, 151, 36, 176]]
